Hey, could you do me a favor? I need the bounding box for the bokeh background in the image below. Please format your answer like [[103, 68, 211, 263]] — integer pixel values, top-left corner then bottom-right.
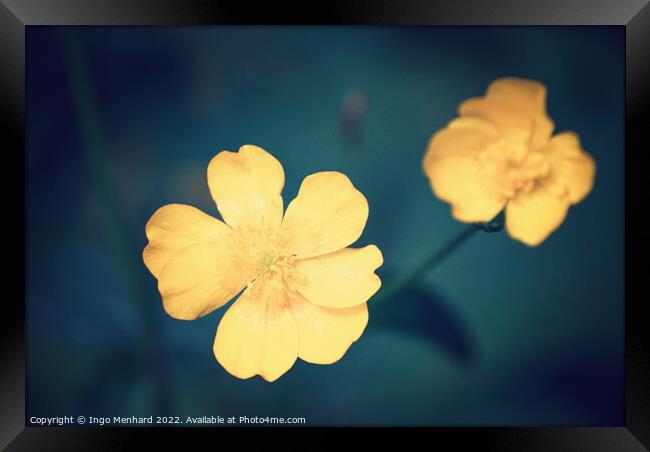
[[26, 26, 624, 426]]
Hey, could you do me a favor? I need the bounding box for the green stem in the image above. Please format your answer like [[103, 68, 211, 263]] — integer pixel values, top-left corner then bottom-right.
[[61, 33, 147, 315], [378, 224, 478, 303], [61, 31, 171, 414]]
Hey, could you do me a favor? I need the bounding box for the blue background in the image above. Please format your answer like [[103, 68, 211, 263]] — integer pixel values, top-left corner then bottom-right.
[[26, 26, 624, 426]]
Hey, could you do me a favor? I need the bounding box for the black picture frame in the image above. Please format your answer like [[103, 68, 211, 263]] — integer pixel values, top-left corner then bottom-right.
[[3, 0, 648, 448]]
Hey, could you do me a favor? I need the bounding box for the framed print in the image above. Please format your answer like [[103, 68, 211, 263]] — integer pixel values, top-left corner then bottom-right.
[[2, 0, 649, 449]]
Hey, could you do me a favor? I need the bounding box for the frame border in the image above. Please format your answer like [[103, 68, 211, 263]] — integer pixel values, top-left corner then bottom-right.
[[3, 0, 648, 448]]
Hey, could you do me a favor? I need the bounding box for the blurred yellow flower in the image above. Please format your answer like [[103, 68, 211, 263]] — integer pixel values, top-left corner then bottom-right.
[[423, 77, 596, 246], [143, 145, 382, 381]]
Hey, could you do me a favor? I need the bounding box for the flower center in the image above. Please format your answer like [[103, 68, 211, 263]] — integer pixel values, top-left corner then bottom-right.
[[231, 225, 303, 302], [504, 152, 549, 193], [478, 138, 550, 199], [262, 250, 279, 269]]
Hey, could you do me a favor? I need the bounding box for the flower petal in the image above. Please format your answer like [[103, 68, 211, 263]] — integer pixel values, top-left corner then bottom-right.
[[295, 245, 382, 309], [542, 132, 596, 204], [460, 77, 554, 150], [207, 145, 284, 229], [423, 118, 507, 222], [291, 295, 368, 365], [505, 185, 570, 246], [213, 285, 298, 382], [157, 242, 249, 320], [282, 172, 369, 258], [143, 204, 232, 279]]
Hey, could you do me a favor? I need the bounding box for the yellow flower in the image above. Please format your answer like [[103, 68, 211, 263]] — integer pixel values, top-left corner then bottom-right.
[[143, 145, 383, 381], [423, 77, 596, 246]]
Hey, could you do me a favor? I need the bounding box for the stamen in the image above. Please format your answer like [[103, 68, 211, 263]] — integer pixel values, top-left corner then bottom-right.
[[230, 224, 301, 305]]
